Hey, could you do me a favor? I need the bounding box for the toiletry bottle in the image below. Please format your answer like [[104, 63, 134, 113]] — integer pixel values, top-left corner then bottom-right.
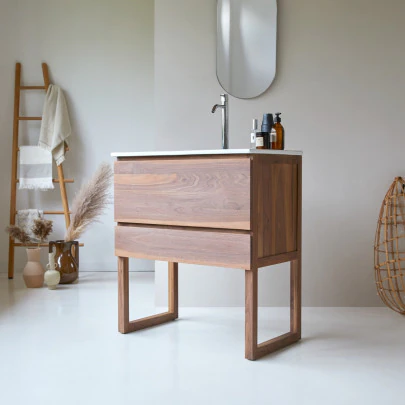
[[270, 127, 277, 149], [250, 119, 258, 149], [261, 113, 273, 149], [274, 112, 285, 150], [255, 132, 265, 149]]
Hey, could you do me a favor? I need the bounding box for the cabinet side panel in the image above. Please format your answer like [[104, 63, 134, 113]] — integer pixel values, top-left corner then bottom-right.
[[253, 155, 299, 258]]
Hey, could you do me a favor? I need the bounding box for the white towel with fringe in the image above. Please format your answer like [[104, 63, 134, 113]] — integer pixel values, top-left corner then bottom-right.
[[16, 209, 44, 240], [19, 146, 54, 190], [39, 84, 71, 166]]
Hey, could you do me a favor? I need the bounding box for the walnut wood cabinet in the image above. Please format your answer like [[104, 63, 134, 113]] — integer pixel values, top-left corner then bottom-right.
[[114, 151, 302, 360]]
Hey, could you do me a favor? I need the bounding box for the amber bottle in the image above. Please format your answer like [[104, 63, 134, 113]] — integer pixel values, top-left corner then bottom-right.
[[274, 112, 285, 150], [255, 132, 266, 149]]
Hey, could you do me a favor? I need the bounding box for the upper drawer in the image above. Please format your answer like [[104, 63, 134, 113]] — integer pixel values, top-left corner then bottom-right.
[[114, 157, 251, 230]]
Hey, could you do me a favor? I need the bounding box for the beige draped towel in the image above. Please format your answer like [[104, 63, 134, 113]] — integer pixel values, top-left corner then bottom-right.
[[39, 84, 72, 165]]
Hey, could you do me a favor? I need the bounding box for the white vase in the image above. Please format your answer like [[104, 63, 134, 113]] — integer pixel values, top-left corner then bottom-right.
[[44, 252, 60, 290]]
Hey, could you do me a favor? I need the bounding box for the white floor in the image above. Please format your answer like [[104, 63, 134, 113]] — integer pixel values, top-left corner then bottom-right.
[[1, 272, 404, 405]]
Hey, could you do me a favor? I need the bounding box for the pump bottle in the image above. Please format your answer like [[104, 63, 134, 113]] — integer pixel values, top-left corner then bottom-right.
[[274, 113, 285, 150]]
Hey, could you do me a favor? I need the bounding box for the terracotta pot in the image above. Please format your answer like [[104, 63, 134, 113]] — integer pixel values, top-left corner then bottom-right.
[[23, 248, 45, 288], [49, 240, 79, 284]]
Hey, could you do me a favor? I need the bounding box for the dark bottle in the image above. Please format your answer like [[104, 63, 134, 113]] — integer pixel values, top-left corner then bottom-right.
[[255, 132, 267, 149], [274, 112, 285, 150], [261, 113, 273, 132], [261, 113, 273, 149]]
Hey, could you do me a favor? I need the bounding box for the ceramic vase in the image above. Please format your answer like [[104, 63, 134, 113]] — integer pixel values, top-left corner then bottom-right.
[[44, 252, 60, 290], [23, 248, 45, 288], [49, 240, 79, 284]]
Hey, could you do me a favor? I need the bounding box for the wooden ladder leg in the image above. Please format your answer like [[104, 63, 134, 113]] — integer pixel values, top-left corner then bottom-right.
[[42, 62, 50, 91], [8, 63, 21, 279], [57, 164, 71, 229], [7, 240, 15, 280], [57, 163, 75, 260], [245, 268, 258, 360]]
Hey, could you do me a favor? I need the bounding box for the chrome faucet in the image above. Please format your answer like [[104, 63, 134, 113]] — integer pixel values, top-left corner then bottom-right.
[[211, 94, 229, 149]]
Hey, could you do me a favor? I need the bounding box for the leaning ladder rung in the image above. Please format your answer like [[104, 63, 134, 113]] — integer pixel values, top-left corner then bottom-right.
[[13, 242, 84, 247], [18, 116, 42, 121], [17, 146, 69, 152], [15, 210, 72, 215], [15, 178, 74, 184], [20, 86, 46, 90], [44, 210, 72, 215]]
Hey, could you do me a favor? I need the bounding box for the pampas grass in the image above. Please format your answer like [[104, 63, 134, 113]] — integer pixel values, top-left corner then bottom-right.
[[6, 218, 53, 245], [65, 162, 113, 241], [6, 225, 31, 244], [32, 218, 53, 243]]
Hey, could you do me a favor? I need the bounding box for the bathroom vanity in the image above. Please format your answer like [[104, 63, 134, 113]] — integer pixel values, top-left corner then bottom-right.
[[112, 149, 302, 360]]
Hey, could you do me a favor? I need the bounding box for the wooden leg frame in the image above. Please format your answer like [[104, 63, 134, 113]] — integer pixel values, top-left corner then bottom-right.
[[118, 257, 178, 333], [245, 259, 302, 361], [118, 256, 301, 360]]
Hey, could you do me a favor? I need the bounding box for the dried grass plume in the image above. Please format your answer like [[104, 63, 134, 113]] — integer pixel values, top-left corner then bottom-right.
[[6, 225, 31, 244], [32, 218, 53, 243], [65, 162, 113, 241]]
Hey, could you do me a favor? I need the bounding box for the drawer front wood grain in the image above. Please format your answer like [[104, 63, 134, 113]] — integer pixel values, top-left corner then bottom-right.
[[114, 158, 250, 230], [115, 225, 251, 269]]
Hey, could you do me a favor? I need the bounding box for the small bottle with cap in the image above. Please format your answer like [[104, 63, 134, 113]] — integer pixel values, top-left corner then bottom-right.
[[250, 119, 258, 149], [270, 126, 277, 149], [255, 132, 266, 149]]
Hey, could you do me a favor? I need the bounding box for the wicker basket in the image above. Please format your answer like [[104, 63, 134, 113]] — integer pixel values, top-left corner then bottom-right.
[[374, 177, 405, 314]]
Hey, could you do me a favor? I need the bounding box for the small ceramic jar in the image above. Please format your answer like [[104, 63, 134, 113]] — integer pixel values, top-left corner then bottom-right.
[[44, 252, 60, 290]]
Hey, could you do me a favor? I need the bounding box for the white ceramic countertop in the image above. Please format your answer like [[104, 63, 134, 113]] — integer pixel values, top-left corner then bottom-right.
[[111, 149, 302, 158]]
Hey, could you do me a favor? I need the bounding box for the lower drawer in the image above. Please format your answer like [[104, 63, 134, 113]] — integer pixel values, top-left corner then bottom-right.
[[115, 225, 251, 269]]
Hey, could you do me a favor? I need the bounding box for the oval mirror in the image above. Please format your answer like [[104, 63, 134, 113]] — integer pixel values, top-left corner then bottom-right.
[[216, 0, 277, 99]]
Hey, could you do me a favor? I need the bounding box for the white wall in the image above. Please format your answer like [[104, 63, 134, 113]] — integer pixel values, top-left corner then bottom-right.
[[155, 0, 405, 306], [0, 0, 155, 272], [3, 0, 405, 306]]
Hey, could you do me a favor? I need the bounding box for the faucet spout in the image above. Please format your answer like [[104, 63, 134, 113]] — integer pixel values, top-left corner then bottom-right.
[[211, 94, 229, 149], [211, 104, 223, 114]]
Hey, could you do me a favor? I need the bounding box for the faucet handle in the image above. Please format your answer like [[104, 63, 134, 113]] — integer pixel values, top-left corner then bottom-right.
[[212, 104, 221, 113]]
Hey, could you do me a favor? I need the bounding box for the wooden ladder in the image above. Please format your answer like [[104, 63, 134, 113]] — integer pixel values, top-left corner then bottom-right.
[[8, 62, 73, 279]]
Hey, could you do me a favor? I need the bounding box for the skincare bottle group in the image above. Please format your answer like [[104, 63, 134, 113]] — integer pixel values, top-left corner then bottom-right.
[[251, 113, 284, 150]]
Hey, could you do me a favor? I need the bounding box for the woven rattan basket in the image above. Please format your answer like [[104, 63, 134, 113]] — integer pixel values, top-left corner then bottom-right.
[[374, 177, 405, 314]]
